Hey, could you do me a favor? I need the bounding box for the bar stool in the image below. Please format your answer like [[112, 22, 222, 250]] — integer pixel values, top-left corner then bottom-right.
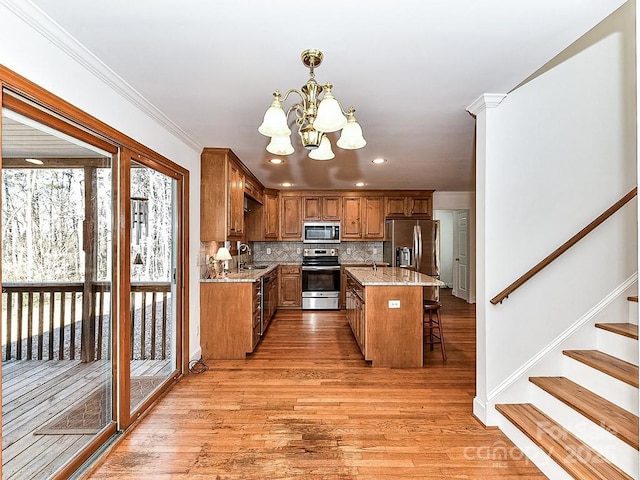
[[423, 300, 446, 361]]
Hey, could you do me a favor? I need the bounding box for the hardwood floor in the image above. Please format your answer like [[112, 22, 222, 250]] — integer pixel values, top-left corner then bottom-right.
[[86, 291, 545, 479]]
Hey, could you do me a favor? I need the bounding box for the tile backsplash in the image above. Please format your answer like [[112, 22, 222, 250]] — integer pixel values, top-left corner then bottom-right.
[[199, 241, 385, 278], [252, 241, 384, 264]]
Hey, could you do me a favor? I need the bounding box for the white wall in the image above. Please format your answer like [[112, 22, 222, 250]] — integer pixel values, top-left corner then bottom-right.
[[471, 1, 637, 424], [0, 1, 204, 360]]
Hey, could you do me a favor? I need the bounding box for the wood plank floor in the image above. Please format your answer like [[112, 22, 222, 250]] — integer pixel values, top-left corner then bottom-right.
[[86, 291, 546, 479], [2, 359, 172, 480]]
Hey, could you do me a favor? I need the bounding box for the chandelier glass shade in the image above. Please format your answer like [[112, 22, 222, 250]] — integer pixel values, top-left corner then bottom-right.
[[258, 49, 366, 160]]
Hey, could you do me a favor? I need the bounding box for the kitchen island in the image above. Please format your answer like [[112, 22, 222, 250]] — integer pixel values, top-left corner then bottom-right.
[[345, 266, 443, 367]]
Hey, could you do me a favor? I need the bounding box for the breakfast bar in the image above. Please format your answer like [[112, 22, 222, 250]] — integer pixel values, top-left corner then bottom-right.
[[345, 266, 444, 367]]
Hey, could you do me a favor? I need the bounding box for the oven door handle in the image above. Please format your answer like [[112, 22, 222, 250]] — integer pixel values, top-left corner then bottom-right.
[[302, 266, 340, 271]]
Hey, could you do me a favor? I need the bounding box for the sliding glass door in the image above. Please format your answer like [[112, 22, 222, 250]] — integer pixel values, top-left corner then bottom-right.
[[128, 159, 178, 414], [1, 106, 116, 479], [0, 82, 187, 478]]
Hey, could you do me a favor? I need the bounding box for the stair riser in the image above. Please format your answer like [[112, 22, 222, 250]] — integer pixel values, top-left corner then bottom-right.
[[596, 329, 639, 366], [629, 300, 638, 326], [531, 387, 638, 477], [495, 414, 575, 480], [563, 357, 639, 415]]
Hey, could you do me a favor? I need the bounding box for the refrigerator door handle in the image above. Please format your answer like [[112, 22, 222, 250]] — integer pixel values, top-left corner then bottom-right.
[[414, 225, 423, 272]]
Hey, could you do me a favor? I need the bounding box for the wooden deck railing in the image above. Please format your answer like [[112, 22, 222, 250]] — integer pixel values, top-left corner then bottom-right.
[[491, 187, 637, 305], [2, 281, 172, 361]]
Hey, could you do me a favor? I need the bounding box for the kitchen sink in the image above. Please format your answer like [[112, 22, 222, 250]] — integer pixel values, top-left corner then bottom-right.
[[241, 265, 269, 270]]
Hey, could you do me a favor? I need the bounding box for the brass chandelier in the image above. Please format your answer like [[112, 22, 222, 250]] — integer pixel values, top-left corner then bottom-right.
[[258, 49, 366, 161]]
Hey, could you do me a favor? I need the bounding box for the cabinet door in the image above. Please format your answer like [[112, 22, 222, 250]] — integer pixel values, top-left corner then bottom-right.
[[363, 197, 384, 239], [279, 270, 301, 307], [280, 196, 302, 239], [408, 196, 432, 218], [303, 196, 322, 221], [322, 196, 341, 220], [264, 193, 279, 239], [227, 162, 244, 237], [385, 197, 407, 217], [342, 197, 362, 239]]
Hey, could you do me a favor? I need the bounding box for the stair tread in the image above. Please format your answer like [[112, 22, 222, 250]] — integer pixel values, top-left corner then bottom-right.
[[496, 403, 633, 480], [563, 350, 639, 388], [595, 322, 638, 340], [530, 376, 638, 450], [627, 295, 638, 303]]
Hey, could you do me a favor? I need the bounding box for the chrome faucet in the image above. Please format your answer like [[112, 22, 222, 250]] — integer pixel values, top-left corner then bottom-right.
[[237, 242, 251, 271]]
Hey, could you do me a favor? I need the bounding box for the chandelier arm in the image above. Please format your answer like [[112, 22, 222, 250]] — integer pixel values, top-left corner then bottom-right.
[[280, 88, 304, 104]]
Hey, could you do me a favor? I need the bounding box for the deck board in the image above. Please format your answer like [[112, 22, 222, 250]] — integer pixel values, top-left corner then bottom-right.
[[2, 359, 172, 479]]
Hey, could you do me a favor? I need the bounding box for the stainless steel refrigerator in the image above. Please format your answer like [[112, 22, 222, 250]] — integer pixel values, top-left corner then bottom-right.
[[383, 219, 440, 301]]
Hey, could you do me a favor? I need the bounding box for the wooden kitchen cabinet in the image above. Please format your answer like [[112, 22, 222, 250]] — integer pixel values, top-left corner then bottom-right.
[[341, 197, 362, 239], [244, 176, 264, 204], [201, 148, 264, 243], [303, 196, 341, 221], [201, 281, 260, 359], [280, 195, 303, 240], [363, 197, 384, 239], [227, 162, 245, 238], [278, 264, 301, 307], [263, 191, 279, 240], [341, 196, 384, 240], [384, 192, 433, 219]]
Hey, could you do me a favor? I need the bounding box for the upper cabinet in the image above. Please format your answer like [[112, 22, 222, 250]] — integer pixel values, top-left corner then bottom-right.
[[362, 197, 385, 239], [342, 196, 385, 240], [201, 148, 265, 243], [303, 195, 341, 221], [227, 162, 245, 239], [202, 150, 434, 243], [341, 197, 362, 239], [280, 195, 303, 240], [385, 192, 434, 219], [263, 191, 279, 240]]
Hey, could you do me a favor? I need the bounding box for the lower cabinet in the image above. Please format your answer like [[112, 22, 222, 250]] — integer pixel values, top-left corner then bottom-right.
[[345, 273, 366, 355], [278, 264, 301, 308], [200, 279, 266, 359]]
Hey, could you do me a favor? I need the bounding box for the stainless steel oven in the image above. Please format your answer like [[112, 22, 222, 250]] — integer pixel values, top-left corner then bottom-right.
[[303, 222, 340, 243], [301, 248, 340, 310]]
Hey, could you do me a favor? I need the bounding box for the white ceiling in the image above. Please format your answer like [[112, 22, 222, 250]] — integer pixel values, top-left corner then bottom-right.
[[28, 0, 627, 191]]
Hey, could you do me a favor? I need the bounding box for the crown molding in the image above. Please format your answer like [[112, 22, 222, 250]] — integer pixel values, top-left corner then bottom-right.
[[466, 93, 508, 116], [1, 0, 202, 152]]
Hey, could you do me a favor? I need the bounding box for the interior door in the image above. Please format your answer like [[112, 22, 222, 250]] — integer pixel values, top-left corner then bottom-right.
[[452, 209, 469, 301]]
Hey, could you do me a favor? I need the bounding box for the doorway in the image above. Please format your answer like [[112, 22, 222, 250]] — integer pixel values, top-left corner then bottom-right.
[[434, 209, 470, 302]]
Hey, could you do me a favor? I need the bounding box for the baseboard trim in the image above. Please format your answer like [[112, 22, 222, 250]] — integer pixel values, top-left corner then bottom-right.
[[473, 397, 487, 425]]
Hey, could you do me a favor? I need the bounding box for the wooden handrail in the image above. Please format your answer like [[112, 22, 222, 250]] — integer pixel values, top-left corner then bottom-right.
[[491, 187, 637, 305]]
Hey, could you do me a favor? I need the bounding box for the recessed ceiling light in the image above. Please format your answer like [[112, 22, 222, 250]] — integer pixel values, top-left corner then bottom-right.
[[25, 158, 44, 165], [372, 158, 387, 164], [268, 158, 284, 164], [280, 182, 293, 187], [354, 182, 366, 187]]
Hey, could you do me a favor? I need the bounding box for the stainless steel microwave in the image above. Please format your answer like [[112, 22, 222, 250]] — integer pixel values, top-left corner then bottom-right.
[[303, 222, 340, 243]]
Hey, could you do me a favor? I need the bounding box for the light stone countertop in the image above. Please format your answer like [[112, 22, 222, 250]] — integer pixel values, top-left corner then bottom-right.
[[345, 266, 444, 287], [200, 264, 278, 283]]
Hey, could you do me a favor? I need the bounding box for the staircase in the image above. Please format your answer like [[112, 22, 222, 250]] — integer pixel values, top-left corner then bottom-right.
[[496, 296, 639, 479]]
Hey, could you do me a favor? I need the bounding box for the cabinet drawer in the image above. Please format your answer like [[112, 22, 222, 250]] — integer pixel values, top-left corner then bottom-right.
[[279, 265, 301, 275]]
